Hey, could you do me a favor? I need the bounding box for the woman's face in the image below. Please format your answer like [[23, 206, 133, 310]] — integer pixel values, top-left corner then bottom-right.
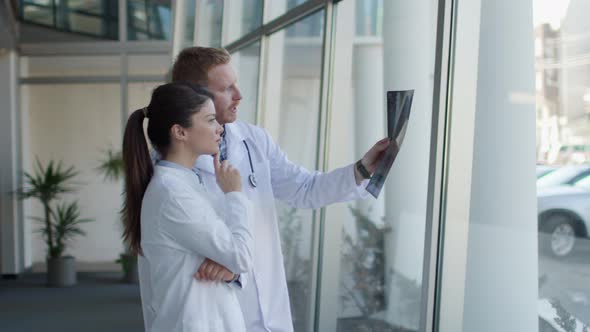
[[186, 99, 223, 156]]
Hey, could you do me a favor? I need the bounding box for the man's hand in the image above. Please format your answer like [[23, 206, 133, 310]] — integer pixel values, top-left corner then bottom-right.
[[354, 138, 391, 184], [194, 258, 235, 282]]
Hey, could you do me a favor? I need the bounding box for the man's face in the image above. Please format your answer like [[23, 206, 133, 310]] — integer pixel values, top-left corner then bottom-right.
[[207, 63, 242, 125]]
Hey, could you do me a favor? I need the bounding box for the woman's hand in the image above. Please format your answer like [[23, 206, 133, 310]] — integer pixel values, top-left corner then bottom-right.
[[213, 153, 242, 193], [194, 258, 235, 282]]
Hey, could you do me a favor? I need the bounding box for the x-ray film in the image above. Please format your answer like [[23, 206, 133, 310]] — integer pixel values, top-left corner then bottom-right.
[[366, 90, 414, 198]]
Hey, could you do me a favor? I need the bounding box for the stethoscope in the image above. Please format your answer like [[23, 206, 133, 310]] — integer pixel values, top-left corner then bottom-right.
[[243, 140, 257, 188]]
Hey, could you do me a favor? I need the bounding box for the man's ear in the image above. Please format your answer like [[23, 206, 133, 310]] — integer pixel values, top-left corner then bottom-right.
[[170, 124, 187, 142]]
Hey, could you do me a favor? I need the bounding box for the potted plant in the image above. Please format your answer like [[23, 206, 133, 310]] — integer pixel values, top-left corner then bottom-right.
[[97, 148, 138, 283], [18, 159, 93, 287]]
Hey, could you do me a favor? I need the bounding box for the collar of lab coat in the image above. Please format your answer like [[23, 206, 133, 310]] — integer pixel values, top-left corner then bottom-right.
[[193, 122, 246, 175]]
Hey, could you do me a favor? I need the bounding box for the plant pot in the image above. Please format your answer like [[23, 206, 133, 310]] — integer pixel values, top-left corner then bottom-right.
[[47, 256, 77, 287], [120, 253, 139, 284]]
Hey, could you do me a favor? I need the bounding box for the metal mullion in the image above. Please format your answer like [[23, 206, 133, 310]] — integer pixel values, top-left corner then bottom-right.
[[220, 0, 231, 46], [420, 0, 455, 331], [313, 1, 335, 332], [120, 0, 128, 137], [224, 0, 325, 52], [171, 0, 185, 58], [255, 35, 268, 127], [52, 0, 56, 26]]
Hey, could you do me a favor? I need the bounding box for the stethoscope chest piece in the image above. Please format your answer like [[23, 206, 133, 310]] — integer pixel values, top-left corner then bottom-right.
[[249, 174, 257, 188], [243, 140, 257, 188]]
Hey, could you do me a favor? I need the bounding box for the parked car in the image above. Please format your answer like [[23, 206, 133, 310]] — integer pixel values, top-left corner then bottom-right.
[[537, 165, 558, 179], [537, 165, 590, 188], [537, 175, 590, 257]]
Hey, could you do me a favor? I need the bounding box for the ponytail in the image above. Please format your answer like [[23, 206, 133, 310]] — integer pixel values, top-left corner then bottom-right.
[[121, 82, 214, 255], [121, 108, 153, 255]]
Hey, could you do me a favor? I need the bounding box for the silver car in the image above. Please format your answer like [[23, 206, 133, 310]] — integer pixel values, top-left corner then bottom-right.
[[537, 165, 590, 188], [537, 176, 590, 257]]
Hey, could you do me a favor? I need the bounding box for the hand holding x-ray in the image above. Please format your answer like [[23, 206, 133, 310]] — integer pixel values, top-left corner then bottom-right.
[[366, 90, 414, 198]]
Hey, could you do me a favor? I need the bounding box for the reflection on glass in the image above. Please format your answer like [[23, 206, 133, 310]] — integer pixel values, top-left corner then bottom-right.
[[183, 0, 197, 48], [324, 0, 438, 331], [267, 0, 310, 23], [232, 42, 261, 125], [355, 0, 382, 36], [128, 0, 172, 40], [263, 11, 324, 332], [535, 0, 590, 330], [195, 0, 223, 47], [225, 0, 263, 43], [21, 0, 119, 39]]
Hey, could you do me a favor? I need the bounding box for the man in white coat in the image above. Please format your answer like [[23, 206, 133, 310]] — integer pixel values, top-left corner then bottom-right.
[[171, 47, 390, 332]]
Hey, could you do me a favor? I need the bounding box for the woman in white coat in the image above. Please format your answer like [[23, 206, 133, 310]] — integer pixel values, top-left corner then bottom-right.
[[121, 82, 253, 332]]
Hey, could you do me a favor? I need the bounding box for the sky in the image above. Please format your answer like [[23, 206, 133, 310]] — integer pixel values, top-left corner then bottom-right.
[[533, 0, 571, 29]]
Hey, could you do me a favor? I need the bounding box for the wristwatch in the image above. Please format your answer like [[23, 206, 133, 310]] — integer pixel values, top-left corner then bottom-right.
[[355, 159, 371, 179]]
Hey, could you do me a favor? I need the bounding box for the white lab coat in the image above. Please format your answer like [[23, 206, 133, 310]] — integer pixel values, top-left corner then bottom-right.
[[193, 121, 369, 332], [138, 163, 253, 332]]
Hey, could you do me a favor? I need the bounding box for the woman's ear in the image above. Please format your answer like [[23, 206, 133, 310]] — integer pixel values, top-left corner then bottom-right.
[[170, 124, 187, 142]]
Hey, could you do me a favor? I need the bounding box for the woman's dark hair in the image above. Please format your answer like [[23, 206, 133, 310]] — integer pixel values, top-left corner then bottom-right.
[[122, 82, 214, 255]]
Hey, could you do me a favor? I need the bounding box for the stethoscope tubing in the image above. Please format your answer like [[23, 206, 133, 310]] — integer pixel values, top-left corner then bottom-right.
[[243, 140, 257, 188]]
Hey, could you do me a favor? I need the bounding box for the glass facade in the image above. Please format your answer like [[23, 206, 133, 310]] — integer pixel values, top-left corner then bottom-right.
[[127, 0, 172, 40], [225, 0, 263, 43], [535, 0, 590, 330], [21, 0, 118, 39], [231, 41, 261, 125], [19, 0, 172, 40], [171, 1, 445, 331], [261, 11, 325, 330], [10, 0, 588, 331], [326, 0, 438, 330]]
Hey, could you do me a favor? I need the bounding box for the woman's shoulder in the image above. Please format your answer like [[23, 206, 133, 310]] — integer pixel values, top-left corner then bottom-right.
[[149, 166, 198, 196]]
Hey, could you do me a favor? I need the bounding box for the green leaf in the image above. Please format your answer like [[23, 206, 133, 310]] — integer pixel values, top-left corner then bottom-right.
[[96, 149, 124, 181], [50, 201, 94, 257], [18, 157, 79, 204]]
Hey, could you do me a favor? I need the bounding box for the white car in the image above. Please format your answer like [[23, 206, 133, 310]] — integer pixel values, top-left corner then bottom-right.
[[537, 176, 590, 257], [537, 165, 558, 179], [537, 165, 590, 188]]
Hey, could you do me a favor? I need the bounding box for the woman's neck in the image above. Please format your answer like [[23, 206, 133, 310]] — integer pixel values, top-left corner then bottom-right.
[[163, 149, 199, 170]]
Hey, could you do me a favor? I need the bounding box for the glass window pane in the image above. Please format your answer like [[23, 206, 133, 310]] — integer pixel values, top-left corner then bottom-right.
[[355, 0, 382, 37], [128, 0, 172, 40], [22, 2, 55, 27], [536, 0, 590, 330], [231, 42, 261, 125], [225, 0, 263, 43], [23, 0, 119, 39], [324, 0, 439, 330], [262, 11, 325, 331], [195, 0, 223, 47], [267, 0, 311, 23], [20, 56, 122, 77]]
